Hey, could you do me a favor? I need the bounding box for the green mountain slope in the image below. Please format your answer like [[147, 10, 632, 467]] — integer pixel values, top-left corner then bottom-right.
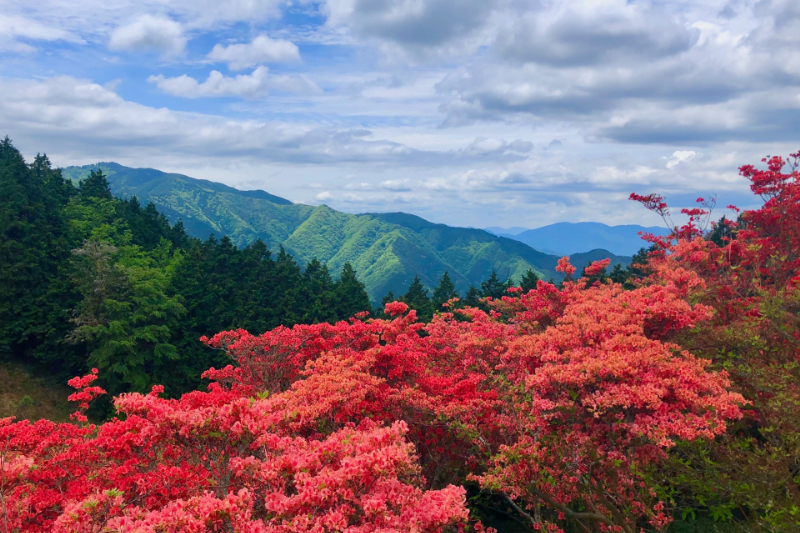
[[63, 162, 563, 302]]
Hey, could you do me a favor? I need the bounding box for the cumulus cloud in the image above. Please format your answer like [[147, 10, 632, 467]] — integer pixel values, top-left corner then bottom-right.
[[148, 67, 271, 98], [0, 75, 439, 166], [667, 150, 697, 168], [493, 0, 696, 67], [207, 35, 300, 70], [3, 0, 797, 228], [109, 15, 186, 57], [323, 0, 498, 57]]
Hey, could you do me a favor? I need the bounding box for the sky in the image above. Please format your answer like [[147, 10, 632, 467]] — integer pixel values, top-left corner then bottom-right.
[[2, 0, 799, 229]]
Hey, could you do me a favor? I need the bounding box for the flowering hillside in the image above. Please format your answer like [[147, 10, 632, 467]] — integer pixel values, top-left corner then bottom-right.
[[1, 151, 799, 532]]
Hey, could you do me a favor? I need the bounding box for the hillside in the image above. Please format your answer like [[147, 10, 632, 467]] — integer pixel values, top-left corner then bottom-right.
[[63, 163, 563, 301], [488, 222, 669, 256], [570, 249, 631, 273], [0, 359, 73, 422]]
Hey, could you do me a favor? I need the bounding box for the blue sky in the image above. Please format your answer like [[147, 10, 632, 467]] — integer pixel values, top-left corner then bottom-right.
[[2, 0, 799, 229]]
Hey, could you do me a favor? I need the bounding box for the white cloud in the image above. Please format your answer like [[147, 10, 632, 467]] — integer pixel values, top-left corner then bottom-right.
[[207, 35, 300, 70], [148, 67, 270, 98], [109, 15, 186, 57], [666, 150, 697, 168], [0, 13, 83, 52], [148, 67, 321, 98], [3, 0, 797, 229], [316, 191, 333, 201], [381, 179, 411, 191], [268, 74, 322, 94]]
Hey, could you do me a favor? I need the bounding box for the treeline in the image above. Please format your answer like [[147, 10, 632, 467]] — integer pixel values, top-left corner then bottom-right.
[[0, 138, 372, 397], [386, 253, 648, 321]]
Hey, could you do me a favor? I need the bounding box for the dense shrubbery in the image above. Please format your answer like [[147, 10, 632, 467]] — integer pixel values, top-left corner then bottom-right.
[[1, 144, 798, 532]]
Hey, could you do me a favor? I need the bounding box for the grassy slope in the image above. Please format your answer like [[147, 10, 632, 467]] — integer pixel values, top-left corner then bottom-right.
[[0, 359, 73, 422], [63, 163, 562, 302]]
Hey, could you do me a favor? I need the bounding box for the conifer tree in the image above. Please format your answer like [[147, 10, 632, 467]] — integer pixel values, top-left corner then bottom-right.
[[480, 270, 512, 299], [463, 285, 482, 308], [300, 259, 337, 324], [432, 271, 459, 311], [334, 262, 372, 319], [401, 275, 433, 321], [0, 139, 77, 363], [608, 264, 627, 284], [79, 169, 113, 200], [519, 268, 540, 292]]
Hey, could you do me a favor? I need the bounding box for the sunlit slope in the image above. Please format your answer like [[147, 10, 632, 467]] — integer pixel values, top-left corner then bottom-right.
[[64, 163, 561, 301]]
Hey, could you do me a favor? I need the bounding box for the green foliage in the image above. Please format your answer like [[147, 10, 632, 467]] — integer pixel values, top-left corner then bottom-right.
[[0, 139, 77, 367], [68, 239, 186, 395], [334, 262, 373, 319], [1, 139, 373, 399]]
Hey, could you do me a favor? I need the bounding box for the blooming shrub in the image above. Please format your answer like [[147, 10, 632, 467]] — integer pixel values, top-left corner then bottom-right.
[[630, 151, 800, 530]]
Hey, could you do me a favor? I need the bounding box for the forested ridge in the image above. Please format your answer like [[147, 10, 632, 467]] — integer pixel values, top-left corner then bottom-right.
[[0, 138, 373, 397]]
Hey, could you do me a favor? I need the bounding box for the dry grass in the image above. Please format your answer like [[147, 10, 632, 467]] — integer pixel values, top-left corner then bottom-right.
[[0, 359, 73, 422]]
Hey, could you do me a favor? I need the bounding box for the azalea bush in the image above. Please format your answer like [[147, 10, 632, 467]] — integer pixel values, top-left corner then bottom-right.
[[3, 150, 799, 532], [630, 151, 800, 531]]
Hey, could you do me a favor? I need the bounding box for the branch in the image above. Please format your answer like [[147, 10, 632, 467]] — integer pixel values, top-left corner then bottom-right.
[[526, 485, 621, 533]]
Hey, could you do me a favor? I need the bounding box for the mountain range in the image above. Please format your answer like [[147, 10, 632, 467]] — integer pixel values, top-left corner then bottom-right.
[[486, 222, 668, 256], [62, 163, 569, 302], [63, 163, 641, 303]]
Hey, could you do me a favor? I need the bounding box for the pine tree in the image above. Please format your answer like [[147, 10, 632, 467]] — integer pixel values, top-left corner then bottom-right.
[[432, 271, 459, 311], [79, 169, 113, 200], [480, 270, 512, 299], [519, 268, 540, 292], [0, 139, 78, 364], [300, 259, 337, 324], [609, 264, 628, 285], [463, 285, 482, 308], [401, 275, 433, 321], [334, 262, 372, 319]]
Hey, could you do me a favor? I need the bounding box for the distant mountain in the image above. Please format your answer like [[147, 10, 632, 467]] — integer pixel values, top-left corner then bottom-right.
[[63, 163, 563, 303], [484, 226, 529, 236], [496, 222, 669, 256]]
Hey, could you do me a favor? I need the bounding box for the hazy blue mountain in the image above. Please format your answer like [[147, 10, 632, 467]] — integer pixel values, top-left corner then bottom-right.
[[498, 222, 669, 256], [62, 163, 563, 303], [484, 226, 529, 236]]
